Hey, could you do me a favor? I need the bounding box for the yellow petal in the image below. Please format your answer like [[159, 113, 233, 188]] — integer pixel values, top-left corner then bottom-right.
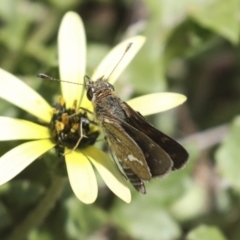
[[65, 150, 97, 204], [0, 68, 52, 123], [127, 93, 187, 116], [0, 139, 55, 185], [0, 117, 50, 141], [58, 12, 86, 108], [82, 146, 131, 203], [81, 36, 146, 110]]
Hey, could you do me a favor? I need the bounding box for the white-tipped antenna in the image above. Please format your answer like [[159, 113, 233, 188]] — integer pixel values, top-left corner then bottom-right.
[[105, 42, 133, 80], [37, 73, 83, 85]]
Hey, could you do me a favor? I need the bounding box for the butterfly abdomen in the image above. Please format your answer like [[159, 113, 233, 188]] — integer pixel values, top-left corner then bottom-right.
[[122, 166, 146, 194]]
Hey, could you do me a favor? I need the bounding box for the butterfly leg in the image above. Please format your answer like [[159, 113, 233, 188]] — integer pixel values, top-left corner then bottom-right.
[[64, 118, 88, 155]]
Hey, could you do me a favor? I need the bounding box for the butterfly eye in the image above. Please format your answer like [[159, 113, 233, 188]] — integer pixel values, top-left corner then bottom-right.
[[87, 88, 94, 101]]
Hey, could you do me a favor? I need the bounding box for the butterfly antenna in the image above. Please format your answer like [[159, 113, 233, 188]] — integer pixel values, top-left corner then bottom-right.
[[38, 42, 132, 84], [37, 73, 82, 85], [106, 42, 133, 80]]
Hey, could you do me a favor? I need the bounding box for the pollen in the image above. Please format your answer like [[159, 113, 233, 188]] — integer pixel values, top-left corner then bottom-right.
[[49, 96, 100, 155]]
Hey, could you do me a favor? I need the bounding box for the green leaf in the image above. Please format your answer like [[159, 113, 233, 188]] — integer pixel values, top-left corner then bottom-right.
[[28, 229, 52, 240], [190, 0, 240, 44], [170, 184, 208, 221], [64, 197, 107, 239], [187, 225, 227, 240], [113, 204, 181, 240], [125, 36, 166, 93], [215, 116, 240, 190], [0, 180, 44, 209], [0, 200, 11, 230]]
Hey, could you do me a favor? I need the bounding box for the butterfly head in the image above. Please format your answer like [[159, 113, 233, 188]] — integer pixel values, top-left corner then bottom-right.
[[84, 76, 115, 101]]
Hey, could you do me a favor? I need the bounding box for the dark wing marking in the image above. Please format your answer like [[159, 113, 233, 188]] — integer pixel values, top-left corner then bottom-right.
[[121, 102, 189, 170]]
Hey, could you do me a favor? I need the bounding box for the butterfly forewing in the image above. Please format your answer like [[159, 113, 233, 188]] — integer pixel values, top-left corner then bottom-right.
[[102, 117, 151, 180], [106, 137, 147, 193]]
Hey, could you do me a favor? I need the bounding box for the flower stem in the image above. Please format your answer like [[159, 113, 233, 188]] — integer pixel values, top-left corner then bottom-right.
[[6, 176, 66, 240]]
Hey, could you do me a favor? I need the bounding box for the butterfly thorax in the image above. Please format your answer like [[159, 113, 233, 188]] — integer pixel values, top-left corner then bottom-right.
[[85, 77, 127, 122]]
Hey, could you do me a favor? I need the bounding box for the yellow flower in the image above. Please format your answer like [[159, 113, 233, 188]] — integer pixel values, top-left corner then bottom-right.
[[0, 12, 186, 204]]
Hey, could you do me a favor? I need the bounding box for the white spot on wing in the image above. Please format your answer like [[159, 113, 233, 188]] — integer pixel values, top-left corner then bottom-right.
[[127, 154, 143, 165]]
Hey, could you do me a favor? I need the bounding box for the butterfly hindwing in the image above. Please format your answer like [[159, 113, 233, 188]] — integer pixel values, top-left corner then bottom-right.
[[121, 102, 189, 170], [103, 116, 173, 179]]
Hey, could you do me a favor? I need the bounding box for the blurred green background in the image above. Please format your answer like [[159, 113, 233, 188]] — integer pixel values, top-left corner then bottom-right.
[[0, 0, 240, 239]]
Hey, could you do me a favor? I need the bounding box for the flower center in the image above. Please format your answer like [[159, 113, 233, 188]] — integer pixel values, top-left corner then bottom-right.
[[50, 96, 99, 155]]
